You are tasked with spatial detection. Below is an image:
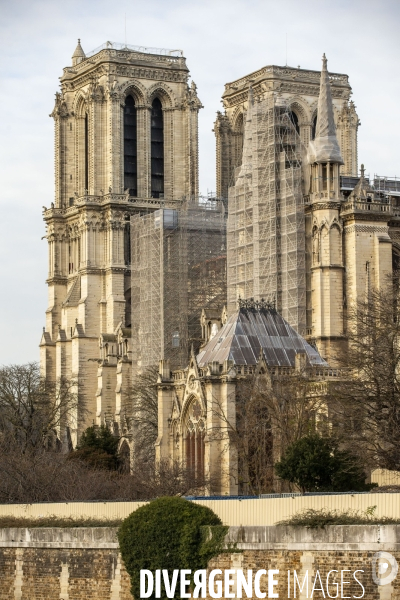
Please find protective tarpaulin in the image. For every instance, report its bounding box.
[308,136,343,165]
[308,54,343,165]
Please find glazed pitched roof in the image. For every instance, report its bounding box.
[197,307,327,367]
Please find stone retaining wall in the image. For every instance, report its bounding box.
[0,526,399,599]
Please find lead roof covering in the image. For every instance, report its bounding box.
[197,308,327,367]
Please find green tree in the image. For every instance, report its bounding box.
[275,433,369,493]
[118,497,224,600]
[70,425,120,470]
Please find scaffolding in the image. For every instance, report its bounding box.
[227,92,306,335]
[373,175,400,198]
[131,198,227,372]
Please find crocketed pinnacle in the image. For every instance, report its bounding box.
[349,164,376,201]
[308,54,343,164]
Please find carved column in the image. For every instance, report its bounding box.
[107,89,123,193]
[89,82,105,195]
[50,93,69,208]
[214,111,232,199]
[136,105,151,197]
[188,105,200,197]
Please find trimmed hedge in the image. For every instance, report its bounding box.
[118,497,226,599]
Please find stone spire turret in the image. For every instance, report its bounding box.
[309,54,343,165]
[72,39,86,66]
[307,55,346,365]
[349,164,376,201]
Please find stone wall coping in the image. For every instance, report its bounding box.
[227,525,400,552]
[1,525,400,550]
[0,527,119,549]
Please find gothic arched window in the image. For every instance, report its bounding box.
[185,399,205,478]
[119,440,131,473]
[288,111,300,134]
[330,225,341,265]
[124,95,137,197]
[151,98,164,198]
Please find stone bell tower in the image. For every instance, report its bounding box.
[40,40,202,444]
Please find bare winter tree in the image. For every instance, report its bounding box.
[130,458,213,499]
[0,365,213,502]
[330,285,400,471]
[123,365,159,465]
[124,365,213,495]
[0,441,211,503]
[0,362,82,452]
[209,366,325,495]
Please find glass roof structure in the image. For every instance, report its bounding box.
[197,307,327,367]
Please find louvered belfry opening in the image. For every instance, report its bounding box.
[124,95,137,197]
[151,97,164,198]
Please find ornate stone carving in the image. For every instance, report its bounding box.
[88,79,105,103]
[238,297,276,311]
[343,224,389,234]
[50,92,69,119]
[114,65,187,83]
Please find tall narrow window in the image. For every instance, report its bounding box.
[311,113,318,140]
[184,400,205,479]
[288,111,300,134]
[322,164,327,190]
[124,95,137,196]
[84,114,89,192]
[151,98,164,198]
[124,218,131,265]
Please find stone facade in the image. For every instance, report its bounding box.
[1,526,399,599]
[214,63,359,199]
[157,305,330,495]
[40,41,202,444]
[39,45,400,484]
[221,54,400,364]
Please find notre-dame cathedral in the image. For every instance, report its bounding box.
[40,41,400,493]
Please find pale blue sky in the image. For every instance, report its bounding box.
[0,0,399,364]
